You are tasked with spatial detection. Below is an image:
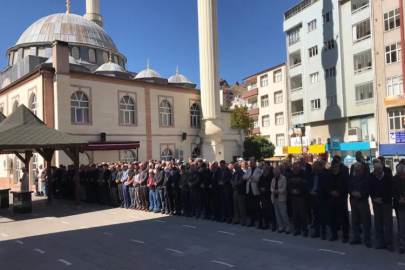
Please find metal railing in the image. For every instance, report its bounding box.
[291,111,304,117]
[284,0,319,21]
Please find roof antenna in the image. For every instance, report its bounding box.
[176,65,179,75]
[147,59,150,70]
[66,0,71,14]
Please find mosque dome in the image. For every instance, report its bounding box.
[95,62,126,73]
[168,66,192,84]
[135,60,162,79]
[15,13,118,52]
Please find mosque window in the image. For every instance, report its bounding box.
[24,48,30,58]
[102,52,108,63]
[72,47,80,60]
[38,47,45,57]
[190,103,201,128]
[161,149,173,162]
[114,55,118,64]
[159,100,173,126]
[119,96,136,125]
[88,49,96,63]
[30,94,37,115]
[13,52,18,65]
[121,150,137,163]
[70,91,90,123]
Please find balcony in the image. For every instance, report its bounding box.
[248,107,259,116]
[242,88,258,99]
[289,50,302,69]
[352,0,369,14]
[384,94,405,108]
[284,0,319,21]
[252,127,260,135]
[290,74,303,92]
[291,99,304,124]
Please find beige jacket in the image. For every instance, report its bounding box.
[270,175,287,203]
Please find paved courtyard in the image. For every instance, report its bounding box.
[0,196,405,270]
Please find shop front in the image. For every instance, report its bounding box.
[379,143,405,173]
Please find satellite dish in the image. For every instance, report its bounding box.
[195,137,201,145]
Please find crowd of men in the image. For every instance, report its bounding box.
[42,151,405,254]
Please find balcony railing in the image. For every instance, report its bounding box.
[284,0,319,21]
[352,2,369,14]
[291,111,304,117]
[242,88,258,99]
[290,61,302,69]
[252,127,260,135]
[354,65,372,74]
[248,108,260,116]
[291,87,303,93]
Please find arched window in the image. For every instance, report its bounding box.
[102,52,109,63]
[72,47,80,60]
[121,150,137,163]
[192,147,201,159]
[88,49,96,63]
[38,47,45,57]
[161,149,173,162]
[159,100,172,126]
[190,103,201,128]
[70,91,90,123]
[30,94,37,115]
[79,152,91,165]
[12,101,18,112]
[119,96,136,125]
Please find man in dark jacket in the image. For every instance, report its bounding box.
[200,163,213,220]
[307,161,328,239]
[210,162,222,222]
[349,162,372,248]
[231,162,246,225]
[139,163,149,211]
[393,165,405,254]
[350,151,370,177]
[328,160,349,243]
[154,165,165,214]
[164,167,174,215]
[219,160,233,224]
[289,162,308,237]
[369,163,394,252]
[189,164,202,218]
[101,164,112,205]
[180,165,191,217]
[109,165,118,207]
[258,163,276,230]
[171,167,182,216]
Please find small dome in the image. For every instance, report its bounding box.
[168,67,192,84]
[95,62,126,72]
[46,56,80,65]
[134,60,162,79]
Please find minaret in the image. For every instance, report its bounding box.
[84,0,103,27]
[197,0,224,161]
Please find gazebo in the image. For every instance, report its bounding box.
[0,105,88,208]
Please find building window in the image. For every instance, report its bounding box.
[288,28,300,45]
[262,115,270,127]
[260,75,268,87]
[308,19,317,32]
[323,11,332,24]
[387,76,403,97]
[274,69,282,83]
[250,100,258,109]
[70,91,90,123]
[88,49,96,63]
[389,109,405,131]
[32,155,37,173]
[386,42,402,64]
[310,72,319,84]
[354,49,372,73]
[253,120,259,128]
[12,101,18,112]
[274,91,283,104]
[276,134,285,147]
[275,112,284,125]
[192,148,201,159]
[355,81,374,102]
[38,47,45,57]
[261,95,269,107]
[119,96,136,125]
[102,52,108,63]
[384,8,400,31]
[122,150,137,163]
[161,149,173,162]
[309,46,318,58]
[311,99,320,110]
[190,103,201,128]
[325,67,336,79]
[30,94,37,115]
[159,100,173,126]
[72,47,80,60]
[353,19,371,43]
[323,39,335,51]
[326,95,337,107]
[247,81,257,90]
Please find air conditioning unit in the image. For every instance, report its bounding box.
[348,128,362,142]
[176,149,184,160]
[317,137,322,145]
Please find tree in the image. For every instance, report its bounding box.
[243,136,275,161]
[230,106,253,136]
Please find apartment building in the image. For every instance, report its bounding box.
[374,0,404,167]
[241,63,290,156]
[283,0,377,158]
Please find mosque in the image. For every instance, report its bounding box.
[0,0,243,189]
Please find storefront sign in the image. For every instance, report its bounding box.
[282,146,288,154]
[330,137,341,150]
[396,132,405,143]
[389,132,396,144]
[290,136,309,147]
[286,145,326,154]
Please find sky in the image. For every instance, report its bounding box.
[0,0,300,88]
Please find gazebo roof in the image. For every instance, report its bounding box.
[0,112,5,123]
[0,105,88,150]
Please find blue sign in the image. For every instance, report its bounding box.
[330,137,341,150]
[396,132,405,143]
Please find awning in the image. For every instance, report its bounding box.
[326,141,371,151]
[83,141,140,151]
[264,156,288,162]
[379,144,405,155]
